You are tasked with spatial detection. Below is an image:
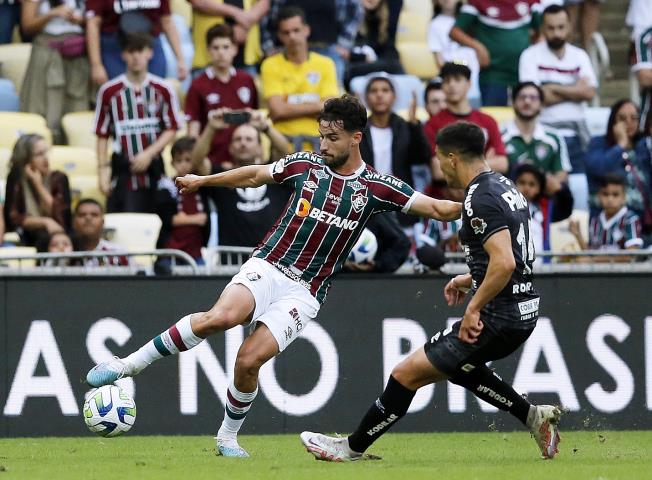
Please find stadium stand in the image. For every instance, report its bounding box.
[549,209,590,255]
[48,146,97,177]
[0,112,52,148]
[61,111,96,150]
[68,175,105,208]
[0,43,31,95]
[0,246,37,267]
[103,213,162,253]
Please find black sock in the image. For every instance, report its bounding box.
[449,365,531,425]
[348,375,416,453]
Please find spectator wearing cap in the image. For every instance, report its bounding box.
[425,61,508,185]
[359,76,431,193]
[93,32,184,214]
[260,6,338,153]
[450,0,540,106]
[502,82,570,196]
[261,0,362,86]
[185,24,258,168]
[85,0,187,85]
[424,79,447,119]
[519,4,596,212]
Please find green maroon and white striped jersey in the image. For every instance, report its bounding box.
[634,26,652,132]
[254,152,418,303]
[589,207,643,250]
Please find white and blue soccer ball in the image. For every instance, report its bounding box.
[348,228,378,264]
[83,385,136,437]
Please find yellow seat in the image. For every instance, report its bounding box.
[396,11,429,44]
[402,0,433,17]
[61,111,96,149]
[479,107,515,128]
[0,43,32,95]
[68,174,105,208]
[0,246,37,268]
[549,210,589,257]
[397,107,430,123]
[0,146,11,180]
[397,42,439,80]
[0,112,52,149]
[104,213,162,266]
[49,146,97,177]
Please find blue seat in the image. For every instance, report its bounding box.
[0,78,19,111]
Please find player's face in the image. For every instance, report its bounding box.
[319,120,356,169]
[514,86,542,120]
[48,232,73,253]
[516,172,542,202]
[277,16,310,50]
[437,148,463,188]
[229,124,261,165]
[29,139,50,175]
[172,151,195,177]
[73,204,104,238]
[425,88,447,117]
[208,37,237,69]
[598,184,626,216]
[542,11,570,50]
[442,75,470,105]
[122,47,153,75]
[366,80,395,115]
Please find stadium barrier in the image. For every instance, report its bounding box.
[1,273,651,437]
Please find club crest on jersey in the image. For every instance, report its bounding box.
[207,93,220,104]
[351,192,368,212]
[237,86,251,104]
[306,71,321,84]
[471,217,487,235]
[314,169,329,180]
[535,145,548,160]
[303,180,319,192]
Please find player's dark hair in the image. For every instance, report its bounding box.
[171,136,196,159]
[365,76,395,96]
[119,31,153,52]
[318,94,368,133]
[277,5,307,27]
[436,121,485,161]
[512,81,545,104]
[424,78,443,104]
[600,173,626,190]
[606,99,641,147]
[75,198,104,215]
[440,61,471,81]
[514,163,546,201]
[206,23,235,46]
[542,4,569,21]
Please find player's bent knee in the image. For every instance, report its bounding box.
[194,308,242,335]
[234,349,267,378]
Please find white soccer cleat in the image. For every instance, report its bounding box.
[86,357,134,388]
[300,431,362,462]
[216,437,250,458]
[530,405,562,459]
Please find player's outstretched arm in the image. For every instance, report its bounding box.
[407,193,462,221]
[175,164,274,194]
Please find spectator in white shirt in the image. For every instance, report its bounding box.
[626,0,652,41]
[518,3,597,212]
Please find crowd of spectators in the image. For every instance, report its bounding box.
[1,0,652,273]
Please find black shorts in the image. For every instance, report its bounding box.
[424,316,536,377]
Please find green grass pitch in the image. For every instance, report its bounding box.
[1,431,651,480]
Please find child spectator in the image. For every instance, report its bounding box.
[155,137,209,274]
[37,231,74,266]
[424,79,447,119]
[570,174,644,254]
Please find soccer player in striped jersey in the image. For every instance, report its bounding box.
[86,94,461,457]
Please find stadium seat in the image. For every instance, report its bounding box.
[402,0,433,17]
[0,78,19,112]
[62,111,96,149]
[104,213,162,253]
[350,73,425,110]
[396,107,430,123]
[0,43,32,95]
[68,174,105,208]
[0,112,52,148]
[585,106,610,137]
[397,43,439,80]
[0,246,37,268]
[479,107,515,128]
[0,146,10,180]
[49,146,97,176]
[549,209,589,256]
[396,11,430,44]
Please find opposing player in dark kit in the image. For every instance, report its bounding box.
[301,121,562,461]
[86,95,461,457]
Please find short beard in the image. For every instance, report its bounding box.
[546,38,565,51]
[515,110,539,122]
[323,152,349,169]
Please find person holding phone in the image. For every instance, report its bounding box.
[185,23,258,168]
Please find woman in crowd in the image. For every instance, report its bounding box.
[585,99,652,235]
[3,134,71,246]
[19,0,91,143]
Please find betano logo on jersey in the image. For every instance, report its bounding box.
[295,199,359,230]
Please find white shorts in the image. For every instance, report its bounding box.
[226,257,320,352]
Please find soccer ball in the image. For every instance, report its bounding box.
[348,228,378,264]
[83,385,136,437]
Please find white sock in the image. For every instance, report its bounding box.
[125,315,203,373]
[217,382,258,439]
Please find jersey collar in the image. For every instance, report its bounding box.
[599,206,628,230]
[206,66,236,81]
[326,162,367,180]
[503,121,548,143]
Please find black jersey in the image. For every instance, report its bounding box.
[459,171,539,325]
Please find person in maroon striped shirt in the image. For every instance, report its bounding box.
[93,32,184,213]
[86,94,461,457]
